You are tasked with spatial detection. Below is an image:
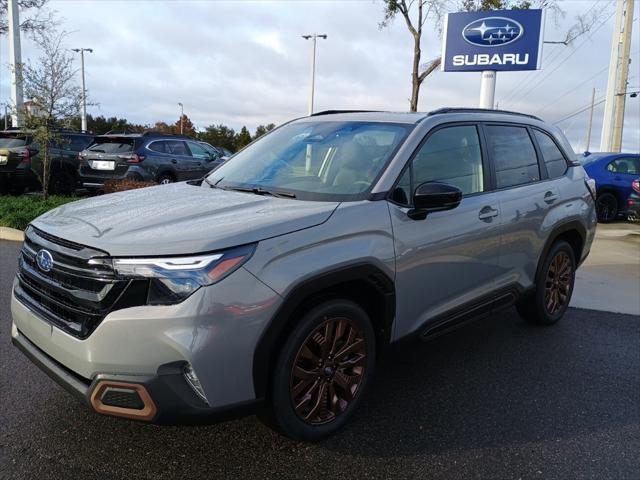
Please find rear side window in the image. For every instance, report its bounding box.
[165,140,190,156]
[70,135,92,152]
[148,141,167,153]
[607,157,640,175]
[485,125,540,188]
[88,137,135,154]
[533,130,568,179]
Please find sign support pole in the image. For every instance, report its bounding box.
[479,70,496,109]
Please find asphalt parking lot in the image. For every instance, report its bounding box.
[1,236,639,480]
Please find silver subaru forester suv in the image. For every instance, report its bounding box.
[11,109,597,441]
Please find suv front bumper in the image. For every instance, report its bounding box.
[10,267,281,423]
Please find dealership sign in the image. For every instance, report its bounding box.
[442,9,544,72]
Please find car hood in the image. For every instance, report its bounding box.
[31,182,339,256]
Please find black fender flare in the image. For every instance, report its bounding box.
[252,263,395,399]
[535,220,587,281]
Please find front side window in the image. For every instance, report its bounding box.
[208,121,412,201]
[392,125,484,205]
[607,157,639,175]
[534,130,568,179]
[187,141,210,159]
[486,125,539,188]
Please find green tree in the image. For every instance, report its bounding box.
[19,29,82,199]
[254,123,276,139]
[198,124,237,151]
[235,126,252,150]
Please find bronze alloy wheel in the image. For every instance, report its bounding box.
[290,316,367,425]
[544,251,572,315]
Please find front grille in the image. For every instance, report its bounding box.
[16,226,147,339]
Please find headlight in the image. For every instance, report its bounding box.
[110,244,255,305]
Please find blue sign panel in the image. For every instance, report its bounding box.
[442,9,544,72]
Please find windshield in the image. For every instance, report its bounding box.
[208,121,411,201]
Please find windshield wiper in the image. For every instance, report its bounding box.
[224,185,296,199]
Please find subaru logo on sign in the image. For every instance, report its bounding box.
[462,17,524,47]
[36,249,54,272]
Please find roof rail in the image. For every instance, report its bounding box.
[428,108,542,121]
[141,131,191,139]
[310,110,381,117]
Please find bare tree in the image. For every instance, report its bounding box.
[380,0,449,112]
[0,0,53,36]
[18,29,83,198]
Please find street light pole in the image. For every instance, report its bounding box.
[72,48,93,132]
[302,34,327,115]
[178,102,184,134]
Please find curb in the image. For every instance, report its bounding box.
[0,227,25,242]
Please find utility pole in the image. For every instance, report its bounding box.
[178,102,184,134]
[601,0,634,152]
[8,0,24,127]
[584,88,596,152]
[302,34,327,115]
[72,48,93,132]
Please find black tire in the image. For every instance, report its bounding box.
[263,299,376,441]
[595,192,618,223]
[516,240,576,325]
[49,170,76,196]
[157,173,175,185]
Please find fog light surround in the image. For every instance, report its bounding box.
[183,364,210,405]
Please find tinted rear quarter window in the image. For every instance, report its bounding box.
[148,141,167,153]
[486,125,540,188]
[88,137,135,154]
[607,157,640,175]
[533,130,568,179]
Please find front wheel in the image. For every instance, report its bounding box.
[516,241,576,325]
[264,300,376,441]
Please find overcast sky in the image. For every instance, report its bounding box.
[1,0,639,152]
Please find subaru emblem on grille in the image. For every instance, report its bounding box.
[36,249,54,272]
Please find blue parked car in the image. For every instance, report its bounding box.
[580,152,640,222]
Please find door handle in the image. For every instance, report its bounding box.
[171,159,177,164]
[544,191,559,204]
[478,206,499,221]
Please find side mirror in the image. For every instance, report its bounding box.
[408,182,462,220]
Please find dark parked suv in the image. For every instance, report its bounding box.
[78,132,224,190]
[0,130,93,195]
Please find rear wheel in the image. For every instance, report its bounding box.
[264,299,375,441]
[516,241,576,325]
[595,193,618,223]
[157,173,174,185]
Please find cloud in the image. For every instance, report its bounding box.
[0,0,638,152]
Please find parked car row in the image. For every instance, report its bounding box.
[0,129,231,195]
[580,152,640,223]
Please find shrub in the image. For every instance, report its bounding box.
[0,195,79,230]
[103,179,157,194]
